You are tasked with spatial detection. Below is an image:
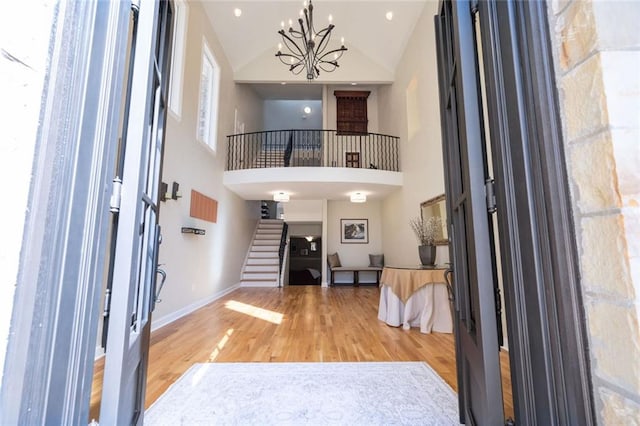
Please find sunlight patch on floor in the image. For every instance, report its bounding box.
[224,300,283,324]
[208,328,234,362]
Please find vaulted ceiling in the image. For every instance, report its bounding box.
[206,1,430,201]
[202,1,430,85]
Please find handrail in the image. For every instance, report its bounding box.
[226,129,400,172]
[278,222,288,288]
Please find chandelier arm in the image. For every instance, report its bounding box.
[279,30,307,59]
[282,27,305,42]
[276,52,302,66]
[315,25,333,38]
[288,31,306,40]
[317,59,338,70]
[313,29,333,58]
[297,17,310,50]
[317,46,347,63]
[303,9,313,40]
[307,1,316,35]
[290,62,304,74]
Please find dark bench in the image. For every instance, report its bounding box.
[328,266,382,286]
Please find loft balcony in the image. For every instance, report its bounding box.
[226,129,399,171]
[223,129,403,201]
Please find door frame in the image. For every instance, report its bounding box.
[435,0,506,423]
[0,1,132,424]
[442,0,595,423]
[99,0,173,423]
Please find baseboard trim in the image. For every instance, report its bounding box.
[94,283,241,360]
[151,283,241,332]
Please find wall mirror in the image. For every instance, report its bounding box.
[420,194,448,245]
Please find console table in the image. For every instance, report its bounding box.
[377,266,453,334]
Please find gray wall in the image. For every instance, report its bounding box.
[264,100,322,130]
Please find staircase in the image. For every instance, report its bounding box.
[252,150,284,168]
[240,219,284,287]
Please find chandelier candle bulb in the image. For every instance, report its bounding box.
[329,14,333,23]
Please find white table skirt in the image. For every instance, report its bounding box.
[378,283,453,333]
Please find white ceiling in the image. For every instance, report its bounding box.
[202,1,429,82]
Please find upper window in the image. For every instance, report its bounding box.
[196,39,220,152]
[168,0,188,118]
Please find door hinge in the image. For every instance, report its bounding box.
[109,177,122,213]
[103,288,112,319]
[470,0,479,14]
[485,179,497,213]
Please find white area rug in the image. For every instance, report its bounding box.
[145,362,459,425]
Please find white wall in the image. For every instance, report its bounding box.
[327,200,383,283]
[288,223,322,237]
[0,0,54,389]
[282,200,324,222]
[378,2,448,267]
[152,2,261,326]
[264,100,322,130]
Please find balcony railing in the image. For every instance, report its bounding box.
[226,129,400,172]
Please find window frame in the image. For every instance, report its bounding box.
[168,0,187,119]
[196,37,220,153]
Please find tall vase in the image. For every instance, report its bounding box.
[418,245,436,266]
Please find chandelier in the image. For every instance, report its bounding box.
[276,0,347,81]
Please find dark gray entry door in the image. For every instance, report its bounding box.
[100,1,173,424]
[435,1,504,424]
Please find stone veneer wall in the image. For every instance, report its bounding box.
[548,0,640,422]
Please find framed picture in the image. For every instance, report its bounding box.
[420,194,448,245]
[341,219,369,244]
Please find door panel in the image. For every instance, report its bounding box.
[435,1,503,424]
[99,1,172,424]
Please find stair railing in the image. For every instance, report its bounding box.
[278,222,288,288]
[226,129,400,172]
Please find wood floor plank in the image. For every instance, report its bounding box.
[90,286,513,420]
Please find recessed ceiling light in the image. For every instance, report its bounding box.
[303,106,312,114]
[350,192,366,203]
[351,82,358,86]
[273,192,290,202]
[281,82,287,85]
[385,11,393,21]
[234,8,242,17]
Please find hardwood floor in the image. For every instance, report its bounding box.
[90,285,513,420]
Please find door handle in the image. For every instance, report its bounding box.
[444,266,455,303]
[155,267,167,304]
